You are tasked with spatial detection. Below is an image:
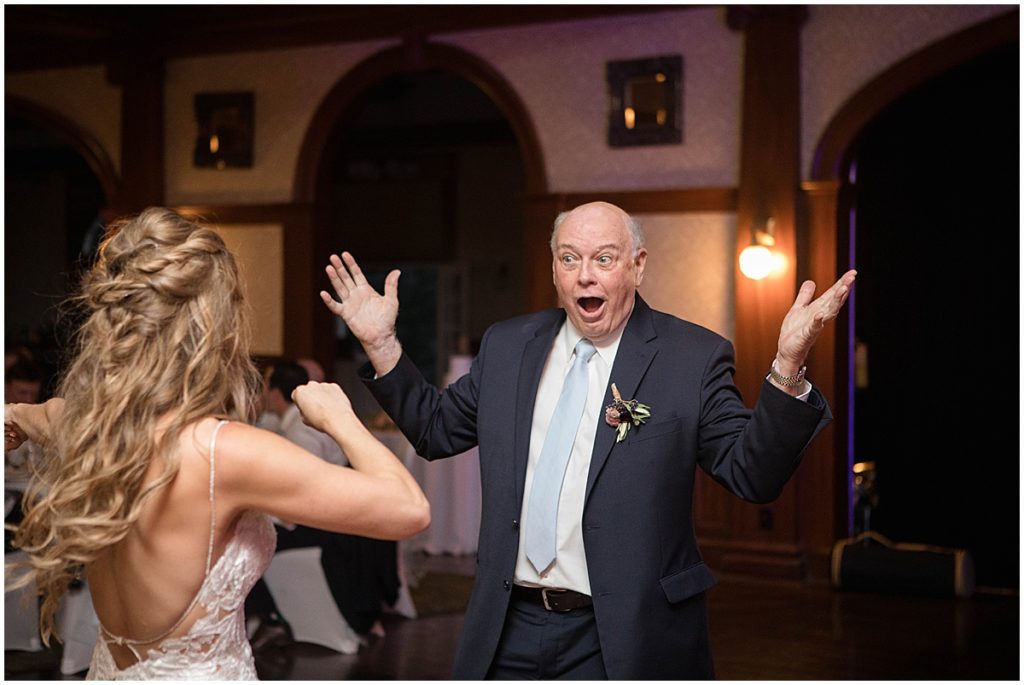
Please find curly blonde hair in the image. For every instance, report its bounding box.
[8,207,262,644]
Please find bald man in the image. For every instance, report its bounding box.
[321,201,856,679]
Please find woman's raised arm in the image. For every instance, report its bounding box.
[215,383,430,541]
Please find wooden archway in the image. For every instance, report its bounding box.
[295,40,546,203]
[292,39,549,370]
[6,95,120,207]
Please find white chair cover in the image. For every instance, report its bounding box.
[262,546,362,654]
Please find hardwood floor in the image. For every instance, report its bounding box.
[5,553,1018,680]
[256,567,1019,680]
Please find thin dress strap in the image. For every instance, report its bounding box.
[99,419,229,661]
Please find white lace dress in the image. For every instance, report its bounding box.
[86,421,277,680]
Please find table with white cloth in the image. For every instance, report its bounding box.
[371,354,483,557]
[373,430,481,557]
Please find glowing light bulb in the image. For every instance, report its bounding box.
[739,244,775,280]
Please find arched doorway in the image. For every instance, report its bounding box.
[292,44,548,417]
[294,42,547,417]
[848,42,1017,589]
[5,98,116,395]
[806,12,1018,588]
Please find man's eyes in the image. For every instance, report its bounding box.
[559,254,615,266]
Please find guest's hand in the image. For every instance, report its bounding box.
[5,405,28,452]
[292,381,354,433]
[776,269,857,372]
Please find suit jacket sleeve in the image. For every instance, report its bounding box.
[696,337,832,503]
[358,331,491,460]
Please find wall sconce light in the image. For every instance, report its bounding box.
[738,217,783,280]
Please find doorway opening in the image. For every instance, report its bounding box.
[5,113,107,396]
[847,42,1017,589]
[321,68,527,418]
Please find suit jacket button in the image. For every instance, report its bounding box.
[512,519,519,530]
[503,580,511,591]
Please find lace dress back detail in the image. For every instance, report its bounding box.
[87,420,277,680]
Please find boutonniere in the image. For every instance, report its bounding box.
[604,383,651,443]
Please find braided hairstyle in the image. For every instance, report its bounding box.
[9,207,262,643]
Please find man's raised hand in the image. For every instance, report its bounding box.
[320,251,404,375]
[776,269,857,371]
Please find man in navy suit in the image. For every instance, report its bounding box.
[320,201,856,679]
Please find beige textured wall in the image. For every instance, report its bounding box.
[440,7,742,192]
[211,223,284,357]
[5,65,122,174]
[164,40,398,206]
[800,4,1012,177]
[636,212,736,340]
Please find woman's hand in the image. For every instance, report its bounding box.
[292,382,354,434]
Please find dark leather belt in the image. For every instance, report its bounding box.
[512,585,593,612]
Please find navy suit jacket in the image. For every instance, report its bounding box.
[362,295,831,679]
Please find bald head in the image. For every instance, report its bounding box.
[551,202,644,258]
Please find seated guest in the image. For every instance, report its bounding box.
[246,359,400,648]
[254,358,283,435]
[265,360,346,466]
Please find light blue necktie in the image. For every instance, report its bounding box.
[525,338,597,574]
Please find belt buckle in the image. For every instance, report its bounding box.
[541,588,566,612]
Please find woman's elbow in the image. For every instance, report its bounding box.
[394,501,431,539]
[410,501,431,536]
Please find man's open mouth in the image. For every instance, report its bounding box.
[578,297,604,314]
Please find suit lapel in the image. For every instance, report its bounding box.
[513,311,564,509]
[584,295,658,503]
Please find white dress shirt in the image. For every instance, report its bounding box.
[513,320,624,595]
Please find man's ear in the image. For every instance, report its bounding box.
[634,248,648,286]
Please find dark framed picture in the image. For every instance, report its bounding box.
[194,92,254,169]
[607,55,683,147]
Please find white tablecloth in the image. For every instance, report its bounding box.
[373,430,481,556]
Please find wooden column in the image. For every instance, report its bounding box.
[521,194,561,313]
[728,5,806,400]
[107,49,165,212]
[698,6,809,579]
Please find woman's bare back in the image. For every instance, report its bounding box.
[85,418,276,679]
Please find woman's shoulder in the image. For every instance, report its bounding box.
[178,418,298,506]
[178,417,283,466]
[189,417,283,453]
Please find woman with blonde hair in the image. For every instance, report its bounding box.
[4,207,430,679]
